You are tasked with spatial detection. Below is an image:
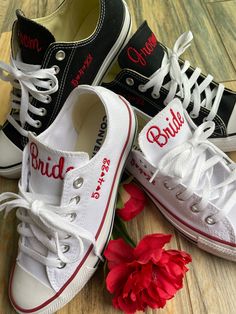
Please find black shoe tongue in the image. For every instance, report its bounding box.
[16,9,55,64]
[118,21,166,77]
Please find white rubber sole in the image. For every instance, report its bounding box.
[146,191,236,262]
[11,105,137,314]
[0,164,22,179]
[210,135,236,153]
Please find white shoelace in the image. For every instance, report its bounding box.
[0,56,58,137]
[150,121,236,223]
[0,184,99,268]
[143,32,224,122]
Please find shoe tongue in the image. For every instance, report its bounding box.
[118,21,166,77]
[28,134,89,198]
[16,9,55,64]
[139,99,192,166]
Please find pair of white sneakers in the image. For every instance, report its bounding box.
[1,84,236,314]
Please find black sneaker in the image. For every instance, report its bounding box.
[0,0,131,178]
[103,21,236,152]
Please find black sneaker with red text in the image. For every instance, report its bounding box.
[103,21,236,153]
[0,0,131,178]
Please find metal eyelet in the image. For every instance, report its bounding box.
[126,77,134,86]
[62,244,70,253]
[73,177,84,189]
[39,107,47,116]
[57,260,66,269]
[191,204,200,213]
[151,92,160,99]
[35,120,42,128]
[56,50,66,61]
[176,192,184,201]
[49,80,55,88]
[205,216,216,225]
[69,213,77,222]
[70,195,81,205]
[52,65,60,75]
[64,234,71,240]
[190,112,198,119]
[163,181,174,190]
[138,84,147,92]
[203,117,208,122]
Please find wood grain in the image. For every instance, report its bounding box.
[0,1,236,314]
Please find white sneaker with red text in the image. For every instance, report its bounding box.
[126,99,236,261]
[0,85,136,313]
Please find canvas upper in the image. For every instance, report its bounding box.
[0,85,136,313]
[0,0,132,178]
[103,21,236,152]
[126,98,236,262]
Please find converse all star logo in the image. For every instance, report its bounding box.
[127,33,157,67]
[92,115,107,157]
[71,53,93,87]
[19,32,42,52]
[146,109,185,147]
[30,142,74,180]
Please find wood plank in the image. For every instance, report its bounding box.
[126,0,236,81]
[207,1,236,72]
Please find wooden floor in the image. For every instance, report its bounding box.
[0,0,236,313]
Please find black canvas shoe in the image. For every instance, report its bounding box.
[103,21,236,152]
[0,0,131,178]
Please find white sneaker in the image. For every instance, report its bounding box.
[0,85,136,313]
[126,100,236,261]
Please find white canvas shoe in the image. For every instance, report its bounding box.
[126,100,236,261]
[0,85,136,313]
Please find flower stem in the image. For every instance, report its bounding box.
[112,216,136,247]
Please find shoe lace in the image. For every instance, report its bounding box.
[150,121,236,222]
[0,184,100,268]
[143,32,225,122]
[0,56,58,137]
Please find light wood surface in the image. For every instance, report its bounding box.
[0,1,236,313]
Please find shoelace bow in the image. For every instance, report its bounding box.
[150,121,236,222]
[0,185,100,268]
[144,31,225,122]
[0,56,58,137]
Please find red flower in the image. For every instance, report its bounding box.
[104,234,191,314]
[116,183,146,221]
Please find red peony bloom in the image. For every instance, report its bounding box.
[116,183,146,221]
[104,234,191,314]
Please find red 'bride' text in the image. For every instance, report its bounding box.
[30,143,74,180]
[146,109,185,147]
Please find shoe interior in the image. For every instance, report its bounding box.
[35,0,100,42]
[133,109,149,152]
[43,92,108,159]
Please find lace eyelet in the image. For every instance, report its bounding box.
[62,244,70,253]
[191,204,200,213]
[49,80,55,88]
[39,107,47,116]
[138,84,147,93]
[176,192,184,201]
[45,95,52,104]
[205,216,216,225]
[151,92,160,99]
[69,213,77,222]
[203,117,208,122]
[190,112,198,119]
[126,78,134,86]
[163,181,174,190]
[35,120,42,128]
[70,195,80,205]
[64,234,71,240]
[52,65,60,75]
[73,177,84,189]
[57,260,66,269]
[56,50,66,61]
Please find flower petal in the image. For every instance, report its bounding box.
[123,183,146,201]
[104,238,134,270]
[134,234,172,264]
[106,264,133,294]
